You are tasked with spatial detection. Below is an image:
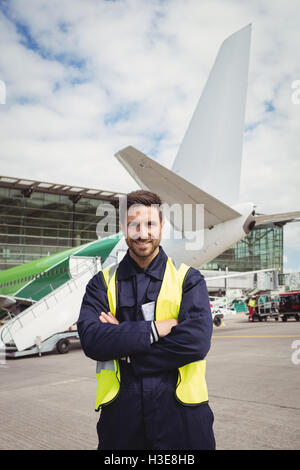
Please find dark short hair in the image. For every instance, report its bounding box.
[119,190,163,224]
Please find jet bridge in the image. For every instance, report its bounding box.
[203,269,279,293]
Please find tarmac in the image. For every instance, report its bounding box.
[0,313,300,450]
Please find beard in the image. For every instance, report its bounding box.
[126,236,161,259]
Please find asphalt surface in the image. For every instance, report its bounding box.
[0,314,299,450]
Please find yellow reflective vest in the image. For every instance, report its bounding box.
[95,257,209,411]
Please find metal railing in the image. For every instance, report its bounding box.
[0,257,101,346]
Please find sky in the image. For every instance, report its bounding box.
[0,0,299,272]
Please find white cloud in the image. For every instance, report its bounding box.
[0,0,299,268]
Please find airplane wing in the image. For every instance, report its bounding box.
[115,146,241,230]
[254,211,300,227]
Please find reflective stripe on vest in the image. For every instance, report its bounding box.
[95,257,209,411]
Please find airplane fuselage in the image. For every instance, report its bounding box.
[0,202,256,301]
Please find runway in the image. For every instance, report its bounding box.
[0,314,299,450]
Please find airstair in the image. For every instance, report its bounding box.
[0,256,101,354]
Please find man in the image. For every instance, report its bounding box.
[248,296,256,322]
[77,190,215,450]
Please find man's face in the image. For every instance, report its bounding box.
[120,204,164,259]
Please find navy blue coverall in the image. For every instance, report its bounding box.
[77,246,215,450]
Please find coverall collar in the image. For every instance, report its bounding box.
[118,245,168,281]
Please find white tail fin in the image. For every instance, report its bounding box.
[172,25,251,206]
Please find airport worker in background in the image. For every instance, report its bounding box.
[248,297,256,321]
[77,189,215,450]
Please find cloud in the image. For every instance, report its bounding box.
[0,0,299,270]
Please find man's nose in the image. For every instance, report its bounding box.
[138,223,149,238]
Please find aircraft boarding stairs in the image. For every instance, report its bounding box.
[0,256,102,356]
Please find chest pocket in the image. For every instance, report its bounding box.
[118,293,135,307]
[146,286,158,302]
[117,289,136,321]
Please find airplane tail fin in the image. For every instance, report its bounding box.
[172,25,251,206]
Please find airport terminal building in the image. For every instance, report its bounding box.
[201,223,283,273]
[0,176,124,271]
[0,175,283,274]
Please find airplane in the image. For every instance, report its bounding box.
[0,233,123,316]
[0,24,300,353]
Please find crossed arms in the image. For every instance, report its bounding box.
[77,269,213,375]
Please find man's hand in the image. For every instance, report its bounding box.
[155,319,178,338]
[99,312,126,359]
[99,312,119,325]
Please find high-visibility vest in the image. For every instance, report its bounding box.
[95,257,209,411]
[248,298,255,307]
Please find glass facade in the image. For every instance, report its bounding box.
[0,186,120,270]
[201,225,283,273]
[0,179,284,274]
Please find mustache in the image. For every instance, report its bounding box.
[129,236,159,241]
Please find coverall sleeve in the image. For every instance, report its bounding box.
[77,272,152,362]
[129,269,213,376]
